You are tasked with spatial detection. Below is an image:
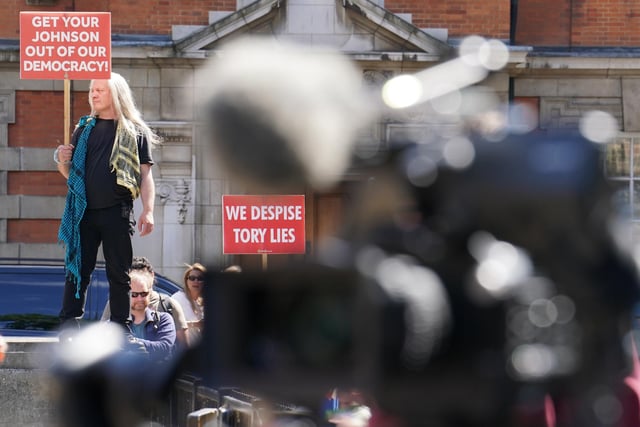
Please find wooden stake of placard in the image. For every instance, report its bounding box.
[63,75,70,145]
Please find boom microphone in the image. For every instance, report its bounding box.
[196,37,374,192]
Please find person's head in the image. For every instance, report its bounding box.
[183,263,207,301]
[89,72,134,120]
[130,256,155,279]
[89,78,114,118]
[130,269,153,312]
[88,72,161,145]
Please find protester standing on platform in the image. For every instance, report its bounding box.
[172,263,207,344]
[55,72,160,332]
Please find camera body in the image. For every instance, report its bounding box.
[199,131,640,426]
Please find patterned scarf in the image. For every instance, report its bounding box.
[110,121,141,199]
[58,115,96,298]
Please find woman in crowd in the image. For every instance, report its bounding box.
[172,263,206,344]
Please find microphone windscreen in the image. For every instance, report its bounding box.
[196,37,375,192]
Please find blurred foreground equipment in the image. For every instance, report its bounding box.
[197,37,374,193]
[49,323,180,427]
[201,130,640,427]
[48,35,640,427]
[354,130,640,427]
[47,131,640,427]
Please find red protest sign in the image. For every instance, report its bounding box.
[20,12,111,80]
[222,195,306,254]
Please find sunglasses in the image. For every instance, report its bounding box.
[188,275,205,282]
[131,291,149,298]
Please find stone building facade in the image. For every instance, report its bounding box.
[1,0,638,280]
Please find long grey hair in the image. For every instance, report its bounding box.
[89,71,161,145]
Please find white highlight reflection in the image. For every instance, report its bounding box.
[55,322,125,371]
[382,36,509,110]
[468,231,533,299]
[579,110,618,144]
[442,136,475,169]
[374,254,451,368]
[382,74,423,109]
[527,299,558,328]
[511,344,556,379]
[478,39,510,70]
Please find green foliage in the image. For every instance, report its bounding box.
[0,313,59,330]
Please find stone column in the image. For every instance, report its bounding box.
[140,122,196,282]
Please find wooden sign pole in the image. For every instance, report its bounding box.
[63,75,70,145]
[261,253,268,271]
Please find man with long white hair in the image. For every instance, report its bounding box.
[54,72,160,333]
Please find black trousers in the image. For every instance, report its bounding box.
[59,202,134,328]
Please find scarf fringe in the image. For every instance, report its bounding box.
[58,115,96,299]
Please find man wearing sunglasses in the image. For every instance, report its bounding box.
[128,269,176,362]
[102,256,190,347]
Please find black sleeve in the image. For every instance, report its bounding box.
[137,135,154,166]
[68,125,83,162]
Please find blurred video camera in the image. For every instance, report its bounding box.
[199,130,640,427]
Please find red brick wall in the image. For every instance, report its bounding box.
[385,0,511,39]
[515,0,571,45]
[7,219,59,243]
[0,0,70,38]
[571,0,640,46]
[1,0,235,38]
[4,0,511,39]
[7,0,640,45]
[9,91,63,148]
[98,0,218,35]
[7,89,85,244]
[7,171,67,196]
[516,0,640,46]
[8,90,89,148]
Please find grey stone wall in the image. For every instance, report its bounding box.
[0,369,55,427]
[514,77,627,131]
[622,78,640,132]
[0,339,57,427]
